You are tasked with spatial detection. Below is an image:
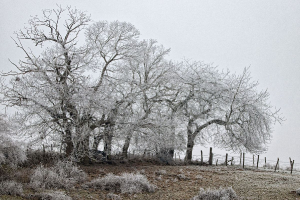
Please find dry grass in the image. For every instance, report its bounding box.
[2,163,300,199]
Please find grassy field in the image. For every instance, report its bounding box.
[1,162,300,200]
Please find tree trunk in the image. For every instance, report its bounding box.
[80,135,90,165]
[122,133,132,159]
[104,126,113,159]
[92,133,103,151]
[185,131,195,163]
[65,129,73,157]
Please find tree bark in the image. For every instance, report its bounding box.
[92,132,103,151]
[185,134,195,163]
[103,126,113,159]
[65,129,73,157]
[122,133,132,158]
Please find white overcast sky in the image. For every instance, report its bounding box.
[1,0,300,164]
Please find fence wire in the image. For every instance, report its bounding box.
[189,152,297,172]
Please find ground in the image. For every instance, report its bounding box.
[2,163,300,200]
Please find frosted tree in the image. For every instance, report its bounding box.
[171,62,282,162]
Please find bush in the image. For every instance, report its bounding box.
[191,187,238,200]
[85,172,156,194]
[107,193,122,200]
[155,169,167,175]
[23,149,64,167]
[30,160,87,190]
[0,136,27,168]
[29,190,72,200]
[0,180,23,196]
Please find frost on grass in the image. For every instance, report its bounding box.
[30,190,72,200]
[30,160,87,190]
[0,180,23,196]
[107,193,122,200]
[85,172,156,194]
[155,169,167,175]
[177,173,189,180]
[190,187,238,200]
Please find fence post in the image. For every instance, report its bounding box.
[253,155,255,166]
[243,153,245,169]
[216,159,218,166]
[275,158,279,172]
[265,157,266,167]
[290,157,295,174]
[209,147,213,165]
[240,153,242,166]
[225,153,228,166]
[201,150,203,165]
[231,157,234,166]
[257,155,259,168]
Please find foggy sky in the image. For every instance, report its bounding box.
[1,0,300,164]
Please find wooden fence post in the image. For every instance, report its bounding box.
[216,159,218,166]
[225,153,228,166]
[209,147,213,165]
[201,150,203,165]
[243,153,245,169]
[257,155,259,168]
[231,157,234,166]
[275,158,279,172]
[265,157,266,167]
[290,157,295,174]
[240,153,242,166]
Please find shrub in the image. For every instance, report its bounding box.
[155,169,167,175]
[177,173,189,180]
[23,149,64,167]
[296,188,300,195]
[107,193,122,200]
[191,187,238,200]
[29,190,72,200]
[0,180,23,196]
[85,172,156,194]
[0,136,27,168]
[30,160,87,190]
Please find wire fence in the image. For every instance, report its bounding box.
[189,149,298,173]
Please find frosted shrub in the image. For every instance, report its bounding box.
[177,173,189,180]
[30,161,87,190]
[190,187,238,200]
[107,193,122,200]
[31,190,72,200]
[85,172,156,194]
[0,137,27,167]
[155,169,167,175]
[0,180,23,196]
